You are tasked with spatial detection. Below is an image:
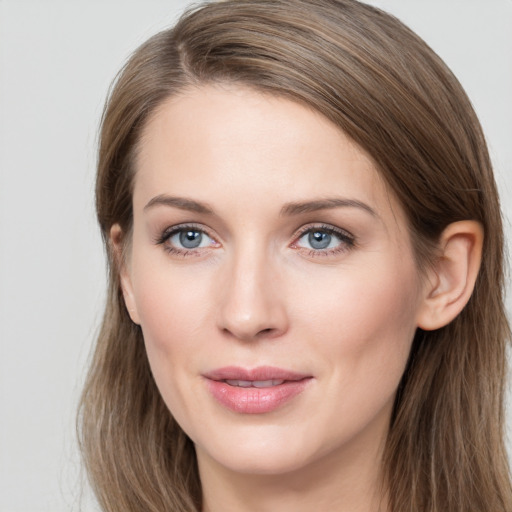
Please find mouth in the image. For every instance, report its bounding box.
[224,379,287,388]
[203,366,313,414]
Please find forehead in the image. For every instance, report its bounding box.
[133,84,400,224]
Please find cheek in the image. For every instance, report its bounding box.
[130,252,214,378]
[340,271,418,344]
[130,261,215,426]
[285,259,421,445]
[302,250,419,338]
[294,257,420,390]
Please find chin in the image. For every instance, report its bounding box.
[199,443,314,476]
[192,421,342,477]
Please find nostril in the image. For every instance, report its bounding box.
[254,327,282,340]
[221,326,279,341]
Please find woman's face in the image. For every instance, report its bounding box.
[121,85,428,477]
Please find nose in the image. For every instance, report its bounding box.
[216,249,289,341]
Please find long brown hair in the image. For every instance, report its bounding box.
[78,1,511,510]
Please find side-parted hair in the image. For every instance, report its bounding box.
[78,1,512,511]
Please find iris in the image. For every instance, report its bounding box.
[309,230,331,249]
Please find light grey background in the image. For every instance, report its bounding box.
[0,1,510,511]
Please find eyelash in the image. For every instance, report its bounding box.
[291,224,356,257]
[154,223,356,258]
[154,223,218,257]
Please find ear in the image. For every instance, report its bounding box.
[110,224,140,325]
[416,220,483,331]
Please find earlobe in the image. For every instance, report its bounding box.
[110,224,141,325]
[416,221,483,331]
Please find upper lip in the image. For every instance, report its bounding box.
[203,366,311,382]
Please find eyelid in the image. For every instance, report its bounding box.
[293,223,355,242]
[153,222,355,258]
[154,223,220,251]
[290,223,356,255]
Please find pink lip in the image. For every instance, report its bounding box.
[203,366,312,414]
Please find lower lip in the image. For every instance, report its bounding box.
[205,378,311,414]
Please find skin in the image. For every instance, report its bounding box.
[116,84,483,512]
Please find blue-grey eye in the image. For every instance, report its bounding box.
[168,229,213,249]
[296,227,350,251]
[180,230,202,248]
[308,230,332,249]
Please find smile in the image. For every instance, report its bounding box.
[203,366,312,414]
[225,379,285,388]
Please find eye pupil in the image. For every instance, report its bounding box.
[309,231,331,249]
[179,230,202,248]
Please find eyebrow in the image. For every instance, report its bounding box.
[143,194,377,218]
[280,198,377,217]
[144,195,214,214]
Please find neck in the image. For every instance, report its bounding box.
[198,424,389,512]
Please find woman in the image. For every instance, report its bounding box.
[78,0,511,510]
